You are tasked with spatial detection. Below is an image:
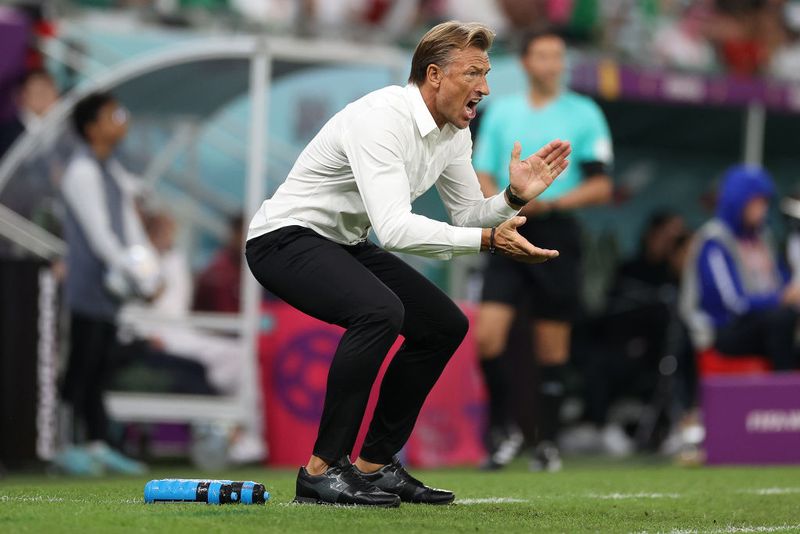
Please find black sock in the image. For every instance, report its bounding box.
[536,364,567,444]
[480,357,509,430]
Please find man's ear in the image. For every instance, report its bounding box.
[426,64,442,89]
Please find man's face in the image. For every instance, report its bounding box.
[88,101,129,144]
[20,75,58,117]
[432,46,490,130]
[742,196,769,229]
[521,36,565,93]
[649,216,686,261]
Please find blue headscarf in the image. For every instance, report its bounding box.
[716,164,775,237]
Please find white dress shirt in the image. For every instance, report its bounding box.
[248,84,519,260]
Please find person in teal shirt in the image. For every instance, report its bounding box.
[473,28,614,472]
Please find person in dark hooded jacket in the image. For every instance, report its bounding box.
[680,165,800,370]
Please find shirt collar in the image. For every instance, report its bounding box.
[406,84,439,138]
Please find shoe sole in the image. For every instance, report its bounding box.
[292,496,400,508]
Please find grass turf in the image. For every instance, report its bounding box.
[2,459,800,533]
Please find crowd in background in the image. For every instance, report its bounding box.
[48,0,800,81]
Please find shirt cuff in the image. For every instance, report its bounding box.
[450,226,483,255]
[489,190,521,220]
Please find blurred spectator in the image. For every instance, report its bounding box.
[193,214,243,313]
[769,32,800,81]
[304,0,420,41]
[599,0,663,62]
[442,0,508,38]
[615,211,687,289]
[768,0,800,81]
[707,0,785,76]
[132,211,243,393]
[0,68,70,247]
[229,0,299,30]
[0,69,58,159]
[566,212,689,457]
[665,230,698,414]
[495,0,546,33]
[56,92,155,476]
[123,210,264,463]
[652,1,717,71]
[680,164,800,370]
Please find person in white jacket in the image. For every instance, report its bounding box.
[57,92,156,476]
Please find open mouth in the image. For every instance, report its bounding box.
[465,97,481,120]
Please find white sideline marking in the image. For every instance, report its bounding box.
[276,497,530,507]
[0,495,140,505]
[634,523,800,534]
[742,487,800,496]
[712,526,800,533]
[0,495,65,503]
[588,492,680,500]
[456,497,529,505]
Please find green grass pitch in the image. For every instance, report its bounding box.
[2,459,800,533]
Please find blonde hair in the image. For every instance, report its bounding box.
[408,21,495,85]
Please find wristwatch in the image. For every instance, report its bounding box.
[505,185,527,208]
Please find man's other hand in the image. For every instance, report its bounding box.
[486,216,559,264]
[507,139,571,204]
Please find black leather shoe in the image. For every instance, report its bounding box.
[358,457,455,505]
[293,457,401,507]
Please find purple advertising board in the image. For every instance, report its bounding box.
[0,7,30,122]
[703,373,800,465]
[571,60,800,115]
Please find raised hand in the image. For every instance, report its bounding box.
[492,216,559,264]
[507,140,571,204]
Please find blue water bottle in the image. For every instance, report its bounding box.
[144,479,269,505]
[144,479,234,504]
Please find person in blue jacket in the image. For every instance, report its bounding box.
[681,164,800,370]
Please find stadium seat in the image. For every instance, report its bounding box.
[697,348,771,377]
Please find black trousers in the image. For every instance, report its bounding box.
[61,312,116,442]
[246,226,468,464]
[715,307,798,371]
